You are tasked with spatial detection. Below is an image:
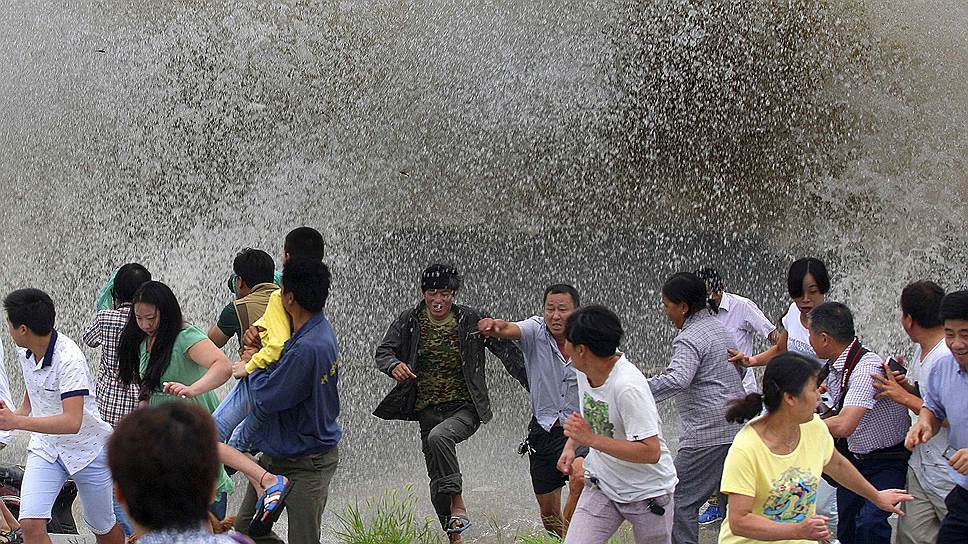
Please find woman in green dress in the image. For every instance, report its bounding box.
[117,281,290,533]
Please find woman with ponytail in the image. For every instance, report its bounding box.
[646,272,747,544]
[719,353,911,543]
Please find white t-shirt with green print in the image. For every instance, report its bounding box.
[578,353,678,503]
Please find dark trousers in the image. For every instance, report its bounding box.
[836,455,907,544]
[233,446,339,544]
[938,485,968,544]
[418,402,480,528]
[672,444,730,544]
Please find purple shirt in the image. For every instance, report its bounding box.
[825,339,909,454]
[923,353,968,490]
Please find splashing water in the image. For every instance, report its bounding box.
[1,0,965,540]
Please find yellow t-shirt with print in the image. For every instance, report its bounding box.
[719,414,835,544]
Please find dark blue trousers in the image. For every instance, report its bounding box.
[835,456,907,544]
[938,485,968,544]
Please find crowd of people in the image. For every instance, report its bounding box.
[0,227,964,544]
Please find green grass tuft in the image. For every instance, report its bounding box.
[333,485,442,544]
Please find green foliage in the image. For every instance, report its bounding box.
[333,486,442,544]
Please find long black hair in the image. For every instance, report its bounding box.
[662,272,716,317]
[117,281,185,400]
[725,352,822,423]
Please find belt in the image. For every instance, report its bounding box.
[852,442,910,461]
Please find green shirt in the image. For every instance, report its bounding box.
[139,324,233,496]
[415,310,470,412]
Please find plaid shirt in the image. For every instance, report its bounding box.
[825,339,910,454]
[648,311,745,448]
[82,305,140,426]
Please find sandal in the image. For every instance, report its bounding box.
[247,475,292,537]
[445,515,472,535]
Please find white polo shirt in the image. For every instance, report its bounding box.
[18,330,112,475]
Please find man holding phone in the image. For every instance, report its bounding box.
[906,290,968,544]
[874,281,953,544]
[808,302,911,544]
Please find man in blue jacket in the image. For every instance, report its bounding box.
[233,258,341,544]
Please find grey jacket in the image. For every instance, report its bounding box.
[373,302,528,423]
[648,310,745,448]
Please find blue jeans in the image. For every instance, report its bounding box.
[836,456,907,544]
[208,492,227,520]
[213,376,266,452]
[113,494,133,537]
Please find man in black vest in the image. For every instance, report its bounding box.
[374,264,527,543]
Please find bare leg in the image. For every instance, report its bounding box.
[20,518,52,544]
[217,443,284,496]
[93,524,123,544]
[0,501,16,532]
[563,457,585,526]
[535,489,565,537]
[448,495,467,544]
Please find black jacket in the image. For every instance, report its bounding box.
[373,302,528,423]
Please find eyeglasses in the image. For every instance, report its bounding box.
[942,447,957,461]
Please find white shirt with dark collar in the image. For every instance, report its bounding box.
[18,330,112,475]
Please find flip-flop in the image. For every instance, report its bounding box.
[0,529,20,544]
[445,515,472,535]
[247,475,293,537]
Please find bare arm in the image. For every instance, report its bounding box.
[729,334,787,368]
[562,413,661,464]
[478,318,522,340]
[589,434,661,464]
[823,406,866,438]
[823,449,910,514]
[207,324,231,349]
[0,396,84,434]
[726,493,830,541]
[163,339,232,398]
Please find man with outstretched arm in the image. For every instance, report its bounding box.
[478,283,585,536]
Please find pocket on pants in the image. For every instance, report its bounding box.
[577,484,614,517]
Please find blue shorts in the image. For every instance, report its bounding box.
[19,447,116,534]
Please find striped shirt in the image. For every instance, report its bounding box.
[825,339,910,454]
[83,305,140,426]
[648,311,745,448]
